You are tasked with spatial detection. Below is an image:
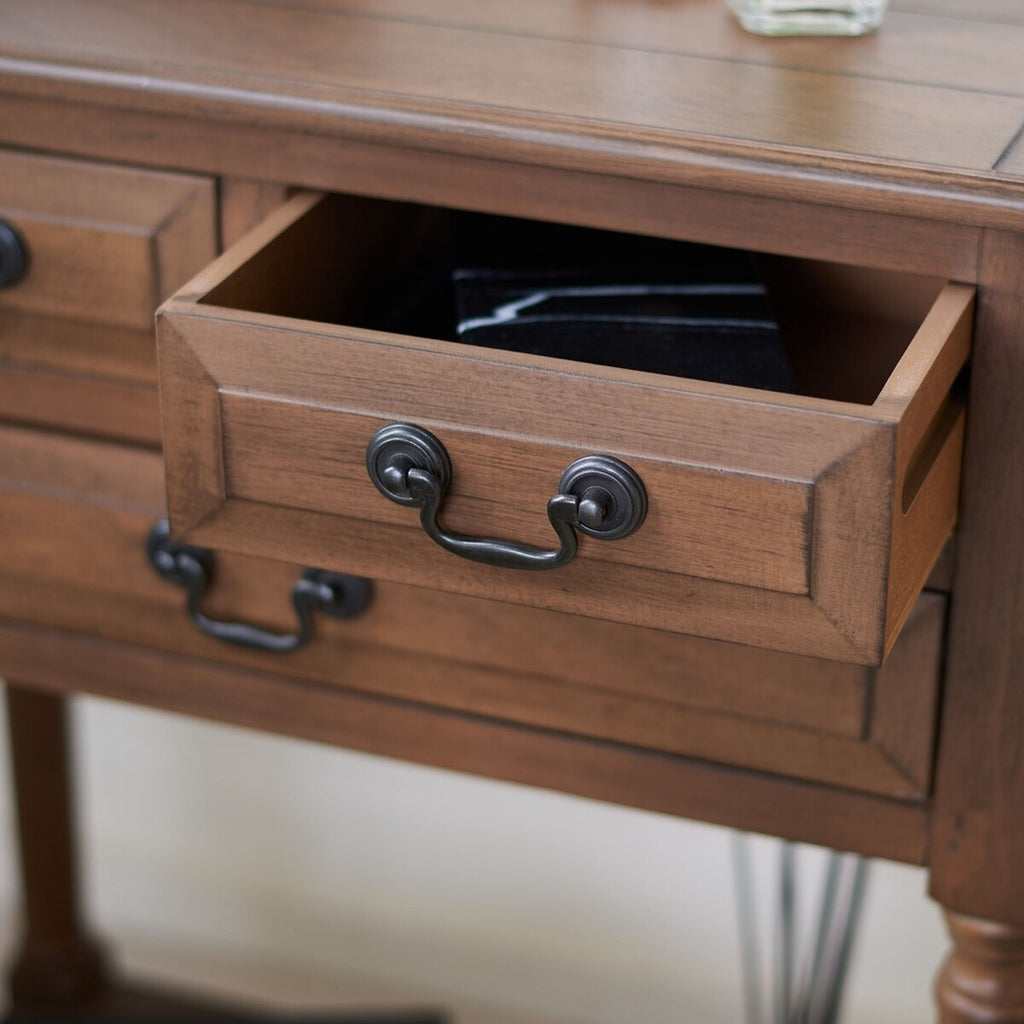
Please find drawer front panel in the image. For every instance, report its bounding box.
[158,193,971,663]
[0,425,943,798]
[0,150,216,442]
[218,390,816,596]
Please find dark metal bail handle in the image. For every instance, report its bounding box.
[147,520,373,652]
[365,423,647,571]
[0,219,28,290]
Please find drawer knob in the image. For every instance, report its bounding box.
[147,520,373,652]
[366,423,647,571]
[0,219,28,289]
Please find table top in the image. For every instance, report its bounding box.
[0,0,1022,223]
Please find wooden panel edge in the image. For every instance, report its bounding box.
[187,496,875,662]
[154,175,219,305]
[929,229,1024,923]
[155,315,226,533]
[811,425,895,663]
[0,622,929,863]
[880,287,971,651]
[163,190,324,305]
[869,592,947,795]
[0,93,990,273]
[0,366,161,447]
[219,179,291,249]
[0,63,1021,235]
[885,411,964,654]
[876,284,974,449]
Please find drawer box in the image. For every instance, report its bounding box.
[157,192,971,664]
[0,150,216,443]
[0,425,943,799]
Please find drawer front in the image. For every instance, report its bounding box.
[0,425,943,798]
[0,150,216,443]
[158,192,971,664]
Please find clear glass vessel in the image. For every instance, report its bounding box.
[727,0,888,36]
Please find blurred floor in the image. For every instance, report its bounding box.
[0,694,948,1024]
[0,909,556,1024]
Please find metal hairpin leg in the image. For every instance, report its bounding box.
[732,834,870,1024]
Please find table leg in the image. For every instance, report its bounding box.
[3,684,447,1023]
[936,912,1024,1023]
[4,685,107,1011]
[927,229,1024,1023]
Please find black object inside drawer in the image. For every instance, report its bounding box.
[375,211,796,394]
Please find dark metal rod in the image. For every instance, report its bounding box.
[731,832,764,1024]
[776,843,797,1024]
[794,852,842,1024]
[819,857,869,1024]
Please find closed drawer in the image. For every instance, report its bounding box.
[0,425,943,798]
[158,192,971,664]
[0,150,216,443]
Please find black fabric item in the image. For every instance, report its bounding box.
[449,213,795,394]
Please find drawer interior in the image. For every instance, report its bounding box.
[201,192,948,407]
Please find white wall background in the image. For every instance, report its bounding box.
[0,692,949,1023]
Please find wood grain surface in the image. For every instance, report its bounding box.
[0,0,1020,234]
[930,230,1024,927]
[0,622,931,864]
[0,150,215,331]
[3,687,108,1009]
[0,424,945,797]
[1,1,1023,1009]
[158,192,965,663]
[0,150,214,443]
[0,0,1021,172]
[219,179,290,249]
[936,913,1024,1023]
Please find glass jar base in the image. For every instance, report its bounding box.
[728,1,887,36]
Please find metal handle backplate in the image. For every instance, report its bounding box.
[365,423,647,571]
[0,219,28,290]
[147,520,373,652]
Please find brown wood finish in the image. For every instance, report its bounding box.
[0,95,988,282]
[0,0,1023,1017]
[0,150,215,443]
[929,230,1024,927]
[4,687,107,1009]
[936,914,1024,1023]
[891,0,1024,18]
[0,7,1023,240]
[0,425,944,798]
[0,151,215,329]
[0,363,161,445]
[0,622,930,866]
[158,192,967,664]
[233,0,1024,95]
[926,539,956,592]
[0,0,1022,185]
[219,179,289,249]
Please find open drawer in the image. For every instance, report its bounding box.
[157,192,972,664]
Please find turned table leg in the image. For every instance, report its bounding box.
[5,685,107,1011]
[936,913,1024,1023]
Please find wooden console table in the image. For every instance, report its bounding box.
[1,1,1023,1019]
